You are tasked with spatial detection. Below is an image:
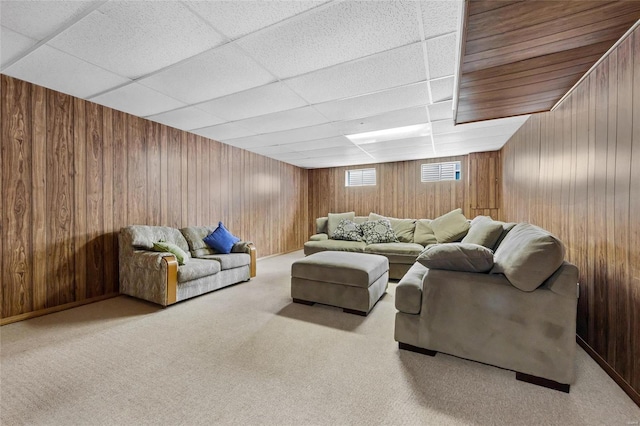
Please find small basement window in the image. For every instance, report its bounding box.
[421,161,461,182]
[345,168,376,187]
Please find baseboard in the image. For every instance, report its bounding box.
[577,335,640,407]
[1,293,120,326]
[256,248,302,261]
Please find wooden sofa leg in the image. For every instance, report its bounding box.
[248,243,257,278]
[163,255,178,306]
[516,372,570,393]
[399,342,437,357]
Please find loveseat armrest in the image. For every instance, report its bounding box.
[119,250,178,306]
[395,262,427,314]
[309,233,329,241]
[231,241,256,278]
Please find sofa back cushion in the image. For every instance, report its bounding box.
[368,213,416,243]
[180,225,217,257]
[316,217,329,234]
[125,225,190,255]
[413,219,437,246]
[430,208,470,243]
[462,218,504,249]
[491,223,565,292]
[328,212,355,238]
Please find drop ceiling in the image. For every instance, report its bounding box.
[1,0,531,169]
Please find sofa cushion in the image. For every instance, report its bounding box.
[361,220,399,244]
[198,253,250,270]
[364,242,424,265]
[203,222,241,254]
[127,225,190,253]
[152,241,190,265]
[177,258,221,283]
[417,243,494,273]
[369,213,416,243]
[395,262,427,314]
[328,212,355,238]
[316,217,329,234]
[462,219,504,249]
[180,225,216,256]
[430,208,470,243]
[491,223,565,292]
[414,219,437,246]
[494,221,517,249]
[303,240,366,256]
[292,251,388,288]
[332,219,363,242]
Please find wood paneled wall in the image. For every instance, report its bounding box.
[1,75,308,321]
[501,27,639,402]
[307,153,501,235]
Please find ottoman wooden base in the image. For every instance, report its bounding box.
[291,252,389,316]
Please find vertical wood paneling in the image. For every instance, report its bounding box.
[2,77,32,316]
[307,155,492,236]
[501,26,639,400]
[1,75,308,322]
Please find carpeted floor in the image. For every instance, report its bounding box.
[1,250,639,425]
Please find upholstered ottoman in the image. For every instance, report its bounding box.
[291,251,389,316]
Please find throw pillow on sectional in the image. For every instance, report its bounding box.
[430,208,470,243]
[462,219,504,249]
[361,220,399,244]
[414,219,437,246]
[332,219,363,242]
[203,221,241,254]
[369,212,416,243]
[416,243,494,273]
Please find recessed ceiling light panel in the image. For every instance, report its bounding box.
[345,123,431,145]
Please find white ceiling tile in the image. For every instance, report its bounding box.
[313,82,430,122]
[49,1,226,78]
[286,136,354,152]
[90,83,186,117]
[238,1,421,78]
[232,106,328,134]
[225,123,342,149]
[299,145,370,159]
[429,76,455,103]
[1,0,97,40]
[197,82,307,121]
[285,43,426,104]
[4,45,131,99]
[337,106,429,135]
[420,1,461,39]
[371,147,436,162]
[139,43,275,104]
[185,0,327,39]
[427,101,453,121]
[145,107,224,131]
[248,145,298,155]
[193,122,257,141]
[426,33,457,79]
[1,26,37,68]
[359,136,431,153]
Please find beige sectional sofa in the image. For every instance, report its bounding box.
[304,209,475,279]
[119,225,256,307]
[394,221,579,392]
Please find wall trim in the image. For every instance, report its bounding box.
[1,293,120,326]
[577,336,640,407]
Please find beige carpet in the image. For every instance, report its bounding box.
[1,250,638,425]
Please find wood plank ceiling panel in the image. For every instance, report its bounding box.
[455,0,640,124]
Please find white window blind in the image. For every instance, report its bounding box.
[421,161,461,182]
[345,168,376,187]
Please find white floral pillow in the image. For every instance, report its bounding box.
[332,219,363,242]
[361,220,399,244]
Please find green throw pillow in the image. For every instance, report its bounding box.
[361,220,399,244]
[414,219,437,246]
[462,219,504,249]
[152,241,189,265]
[430,208,470,243]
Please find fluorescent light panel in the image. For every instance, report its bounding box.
[346,123,431,145]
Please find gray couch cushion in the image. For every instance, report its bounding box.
[328,212,355,237]
[430,208,470,243]
[177,258,221,283]
[491,223,565,292]
[365,242,424,265]
[414,219,437,246]
[198,253,250,270]
[369,213,417,243]
[462,219,504,249]
[316,217,329,234]
[292,252,388,288]
[180,225,216,256]
[417,243,494,273]
[127,225,190,254]
[395,262,427,314]
[303,239,366,255]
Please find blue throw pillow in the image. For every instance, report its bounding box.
[203,222,241,254]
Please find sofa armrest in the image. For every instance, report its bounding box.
[231,241,256,278]
[119,250,178,306]
[309,233,329,241]
[395,262,427,314]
